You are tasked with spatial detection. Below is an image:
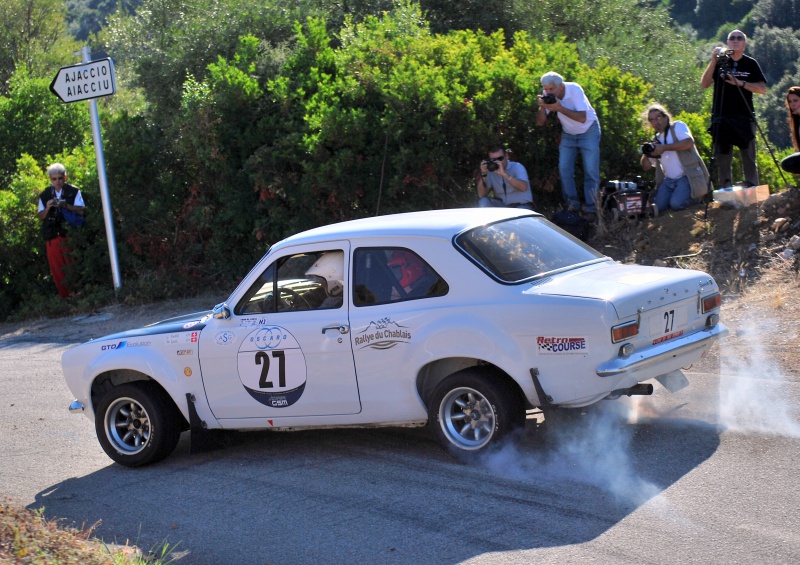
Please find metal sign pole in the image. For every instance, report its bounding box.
[81,47,122,290]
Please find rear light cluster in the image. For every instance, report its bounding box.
[611,320,638,343]
[701,292,721,313]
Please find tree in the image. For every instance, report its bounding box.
[751,0,800,29]
[513,0,705,115]
[0,70,91,185]
[0,0,80,95]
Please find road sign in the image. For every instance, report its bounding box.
[50,58,116,103]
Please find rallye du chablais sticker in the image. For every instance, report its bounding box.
[536,336,588,355]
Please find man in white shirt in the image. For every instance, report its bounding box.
[536,72,601,220]
[639,104,702,212]
[37,163,85,298]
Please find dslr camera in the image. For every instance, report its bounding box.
[716,48,735,79]
[541,93,557,105]
[53,197,66,208]
[483,157,503,172]
[641,141,660,158]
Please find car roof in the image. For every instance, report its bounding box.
[277,207,540,247]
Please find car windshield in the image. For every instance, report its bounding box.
[455,216,607,283]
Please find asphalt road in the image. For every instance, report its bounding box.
[1,327,799,564]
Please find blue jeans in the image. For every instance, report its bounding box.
[559,121,601,213]
[478,197,534,211]
[654,176,693,211]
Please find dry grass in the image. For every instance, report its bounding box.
[0,499,174,565]
[726,257,800,316]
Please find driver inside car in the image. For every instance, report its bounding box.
[304,251,345,309]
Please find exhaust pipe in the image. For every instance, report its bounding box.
[609,383,654,398]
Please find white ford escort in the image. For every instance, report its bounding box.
[63,208,726,466]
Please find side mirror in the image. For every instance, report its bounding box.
[212,302,231,320]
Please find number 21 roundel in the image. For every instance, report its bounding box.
[237,326,307,408]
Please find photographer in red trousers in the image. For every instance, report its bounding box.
[37,163,85,298]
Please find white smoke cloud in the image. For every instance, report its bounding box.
[480,403,661,506]
[718,317,800,437]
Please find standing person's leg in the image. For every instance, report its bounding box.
[578,122,601,213]
[558,134,580,211]
[740,122,759,186]
[46,236,72,298]
[715,142,734,187]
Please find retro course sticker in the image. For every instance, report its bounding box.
[536,336,588,355]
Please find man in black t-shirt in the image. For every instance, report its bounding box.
[701,29,767,187]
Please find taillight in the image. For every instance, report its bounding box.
[701,292,721,313]
[611,320,639,343]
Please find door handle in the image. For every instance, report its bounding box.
[322,325,350,335]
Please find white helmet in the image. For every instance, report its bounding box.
[306,251,344,296]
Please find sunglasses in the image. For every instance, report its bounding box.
[50,176,65,181]
[729,35,745,41]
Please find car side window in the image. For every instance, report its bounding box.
[353,248,448,307]
[235,250,345,315]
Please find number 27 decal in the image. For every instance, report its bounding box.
[663,310,675,333]
[255,350,285,388]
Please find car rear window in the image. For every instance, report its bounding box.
[454,216,606,283]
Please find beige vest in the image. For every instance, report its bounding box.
[653,124,712,199]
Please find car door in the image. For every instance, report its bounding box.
[198,242,361,420]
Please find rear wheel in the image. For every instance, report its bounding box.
[94,382,182,467]
[429,368,525,458]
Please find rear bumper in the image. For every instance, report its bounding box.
[596,323,728,377]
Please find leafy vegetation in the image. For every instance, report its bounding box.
[0,0,798,320]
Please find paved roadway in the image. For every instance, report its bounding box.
[1,327,798,564]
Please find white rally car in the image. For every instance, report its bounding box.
[62,208,726,466]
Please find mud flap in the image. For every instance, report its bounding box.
[655,370,690,393]
[186,393,230,455]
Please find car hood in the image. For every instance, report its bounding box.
[88,310,212,343]
[528,262,716,318]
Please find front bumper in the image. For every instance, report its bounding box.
[596,323,728,377]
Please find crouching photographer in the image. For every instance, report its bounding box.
[639,104,710,212]
[476,145,535,210]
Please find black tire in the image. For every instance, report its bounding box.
[428,368,525,458]
[94,382,182,467]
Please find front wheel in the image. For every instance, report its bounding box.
[94,382,182,467]
[428,368,525,458]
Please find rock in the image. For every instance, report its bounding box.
[781,248,795,260]
[763,232,777,242]
[653,259,668,267]
[789,235,800,250]
[772,217,790,232]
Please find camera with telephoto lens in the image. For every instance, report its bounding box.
[716,48,735,79]
[483,157,502,172]
[641,141,660,158]
[541,93,557,105]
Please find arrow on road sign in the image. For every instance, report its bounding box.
[50,58,116,103]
